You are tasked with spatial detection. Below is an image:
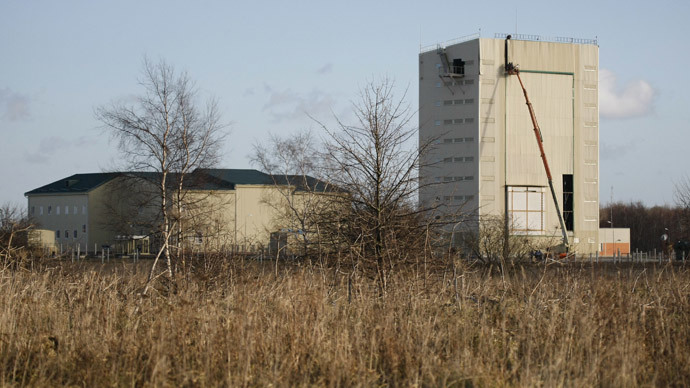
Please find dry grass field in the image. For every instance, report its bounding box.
[0,258,689,387]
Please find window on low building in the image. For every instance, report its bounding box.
[56,230,60,239]
[82,224,86,233]
[74,230,77,239]
[65,206,69,215]
[40,206,43,215]
[65,230,69,239]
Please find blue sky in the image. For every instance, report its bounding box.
[1,0,689,207]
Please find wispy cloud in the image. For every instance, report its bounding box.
[24,135,98,164]
[0,87,31,121]
[600,69,655,119]
[316,63,333,75]
[262,88,336,123]
[600,140,633,161]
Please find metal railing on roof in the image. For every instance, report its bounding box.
[494,33,598,46]
[420,32,481,53]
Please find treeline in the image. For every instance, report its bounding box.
[599,201,690,251]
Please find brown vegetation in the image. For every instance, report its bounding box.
[1,259,689,386]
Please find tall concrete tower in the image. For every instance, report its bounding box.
[419,34,599,254]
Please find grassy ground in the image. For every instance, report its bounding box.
[0,259,689,387]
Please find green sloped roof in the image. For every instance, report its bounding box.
[199,169,275,186]
[271,174,343,193]
[25,173,122,195]
[26,169,336,196]
[202,169,338,192]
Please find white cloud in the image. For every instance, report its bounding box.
[599,69,654,119]
[0,87,31,121]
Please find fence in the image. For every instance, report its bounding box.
[581,249,686,264]
[494,33,598,46]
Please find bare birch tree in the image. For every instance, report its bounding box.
[96,58,225,285]
[317,78,432,292]
[169,86,224,270]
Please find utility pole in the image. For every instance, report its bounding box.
[611,186,614,256]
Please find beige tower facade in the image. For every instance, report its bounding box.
[419,34,599,254]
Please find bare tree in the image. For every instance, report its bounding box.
[460,214,555,268]
[316,79,432,292]
[0,203,33,263]
[96,58,225,285]
[600,201,687,251]
[251,130,342,258]
[168,87,225,270]
[674,175,690,239]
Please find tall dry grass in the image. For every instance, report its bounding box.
[0,259,689,386]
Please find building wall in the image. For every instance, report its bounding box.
[419,40,480,219]
[598,228,630,256]
[28,194,89,252]
[420,37,599,254]
[181,190,236,251]
[28,177,341,255]
[87,178,161,252]
[28,229,56,254]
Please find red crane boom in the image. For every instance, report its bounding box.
[506,61,570,250]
